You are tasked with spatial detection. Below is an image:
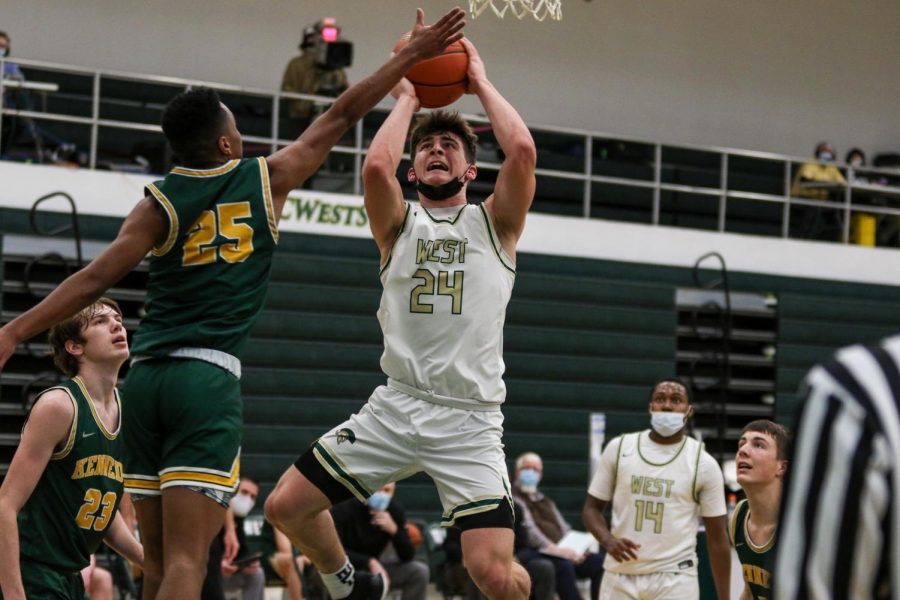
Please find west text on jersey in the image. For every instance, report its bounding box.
[415,238,468,265]
[630,475,674,498]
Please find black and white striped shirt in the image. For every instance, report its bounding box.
[775,335,900,599]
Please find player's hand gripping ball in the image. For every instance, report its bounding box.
[393,35,469,108]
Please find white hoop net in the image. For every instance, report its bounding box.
[469,0,562,21]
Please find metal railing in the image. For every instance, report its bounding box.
[3,56,899,245]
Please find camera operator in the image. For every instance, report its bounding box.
[280,17,351,132]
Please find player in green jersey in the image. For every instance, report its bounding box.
[0,10,464,600]
[729,420,790,600]
[0,298,143,600]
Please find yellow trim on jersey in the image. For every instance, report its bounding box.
[171,159,240,178]
[742,503,777,553]
[48,388,79,461]
[257,157,279,243]
[729,498,746,545]
[124,477,161,492]
[159,455,240,489]
[146,183,180,257]
[73,376,120,440]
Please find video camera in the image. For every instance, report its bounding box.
[301,18,353,70]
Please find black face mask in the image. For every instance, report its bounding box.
[416,170,468,201]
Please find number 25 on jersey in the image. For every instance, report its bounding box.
[183,202,255,266]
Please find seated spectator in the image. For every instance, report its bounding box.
[790,142,847,200]
[0,31,23,80]
[330,483,429,600]
[444,499,556,600]
[258,518,310,600]
[201,476,265,600]
[222,477,266,600]
[845,147,879,186]
[513,452,604,600]
[0,30,33,157]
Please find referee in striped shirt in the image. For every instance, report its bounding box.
[774,334,899,599]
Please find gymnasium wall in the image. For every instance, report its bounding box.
[5,0,899,159]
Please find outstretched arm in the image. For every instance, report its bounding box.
[362,79,419,261]
[0,391,75,600]
[0,197,166,370]
[266,8,466,216]
[464,38,536,256]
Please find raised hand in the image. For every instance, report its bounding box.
[400,7,466,62]
[390,75,418,106]
[460,37,486,95]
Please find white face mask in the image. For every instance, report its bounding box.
[230,493,255,518]
[650,411,687,437]
[0,48,8,58]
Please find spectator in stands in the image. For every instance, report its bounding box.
[0,11,465,600]
[790,142,847,200]
[258,518,310,600]
[513,452,604,600]
[0,31,23,80]
[582,378,731,600]
[845,147,870,184]
[0,30,36,158]
[0,298,143,599]
[444,498,556,600]
[219,477,265,600]
[329,483,430,600]
[280,18,350,133]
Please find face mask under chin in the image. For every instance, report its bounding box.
[416,171,468,201]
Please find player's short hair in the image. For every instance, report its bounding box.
[741,419,791,461]
[161,86,227,165]
[409,110,478,164]
[649,377,692,404]
[48,298,123,377]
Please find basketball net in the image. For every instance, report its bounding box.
[469,0,562,21]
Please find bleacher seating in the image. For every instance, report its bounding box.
[2,204,900,527]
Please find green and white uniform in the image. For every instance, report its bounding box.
[313,203,516,525]
[729,498,775,600]
[588,431,726,599]
[16,377,123,599]
[123,157,278,498]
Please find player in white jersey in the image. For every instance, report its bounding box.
[265,39,536,600]
[582,379,731,600]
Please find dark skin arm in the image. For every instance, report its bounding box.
[266,7,466,220]
[0,197,167,369]
[703,515,731,600]
[581,495,640,562]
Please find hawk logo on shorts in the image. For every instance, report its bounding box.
[335,428,357,445]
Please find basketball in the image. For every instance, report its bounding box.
[393,35,469,108]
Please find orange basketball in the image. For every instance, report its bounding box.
[393,36,469,108]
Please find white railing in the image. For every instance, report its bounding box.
[2,57,899,245]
